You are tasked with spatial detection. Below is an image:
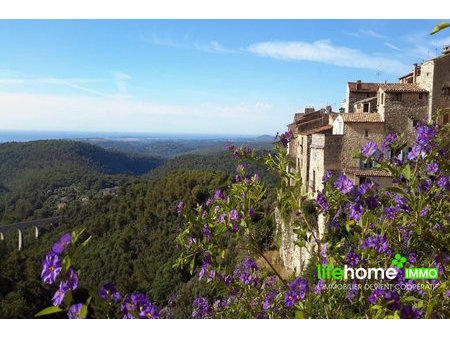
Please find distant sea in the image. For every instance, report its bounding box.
[0,130,262,143]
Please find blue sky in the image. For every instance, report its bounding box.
[0,19,449,135]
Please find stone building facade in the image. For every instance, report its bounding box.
[279,47,450,275]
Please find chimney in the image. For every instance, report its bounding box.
[356,80,362,90]
[326,105,332,113]
[304,107,315,114]
[443,46,450,55]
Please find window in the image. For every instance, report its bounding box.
[360,158,374,169]
[419,93,423,99]
[359,177,369,184]
[381,93,384,104]
[312,171,316,192]
[363,103,369,112]
[367,93,370,98]
[364,129,370,137]
[442,87,450,96]
[392,93,402,101]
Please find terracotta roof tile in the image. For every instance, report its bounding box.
[348,82,379,92]
[345,169,392,177]
[300,125,333,135]
[341,113,382,123]
[379,83,428,93]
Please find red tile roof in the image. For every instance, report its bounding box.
[341,113,382,123]
[300,125,333,135]
[379,83,428,93]
[345,169,392,177]
[348,82,379,92]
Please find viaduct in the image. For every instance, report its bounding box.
[0,217,59,250]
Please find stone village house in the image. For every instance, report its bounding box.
[278,47,450,274]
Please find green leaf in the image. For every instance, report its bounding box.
[295,311,305,319]
[35,306,64,318]
[430,22,450,35]
[401,164,411,181]
[62,256,71,272]
[189,257,195,274]
[80,235,92,248]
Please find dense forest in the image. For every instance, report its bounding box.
[0,140,277,318]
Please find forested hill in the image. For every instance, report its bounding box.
[146,151,277,184]
[0,140,164,224]
[0,140,164,181]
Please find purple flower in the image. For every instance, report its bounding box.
[229,209,240,222]
[315,279,324,294]
[373,236,390,255]
[368,288,384,304]
[357,183,372,196]
[224,142,232,150]
[176,201,184,214]
[100,283,121,302]
[236,163,246,173]
[288,277,309,294]
[322,170,333,183]
[139,304,159,319]
[365,195,378,210]
[427,162,438,174]
[400,305,422,319]
[347,281,358,301]
[315,191,329,212]
[235,174,243,183]
[417,178,432,191]
[41,252,62,285]
[437,176,448,189]
[52,281,69,306]
[66,268,78,290]
[385,133,397,144]
[384,206,398,220]
[385,291,401,310]
[407,145,421,160]
[192,297,210,319]
[334,175,354,194]
[52,233,72,254]
[216,213,226,224]
[249,208,255,220]
[361,141,378,158]
[420,206,428,217]
[203,224,211,243]
[284,291,297,307]
[132,293,151,313]
[233,148,239,159]
[239,272,253,285]
[214,189,224,200]
[349,204,364,221]
[205,198,212,206]
[121,294,136,314]
[242,257,258,271]
[68,303,86,319]
[346,249,359,267]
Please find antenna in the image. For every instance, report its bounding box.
[376,70,381,82]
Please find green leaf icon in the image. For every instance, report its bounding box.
[392,254,408,268]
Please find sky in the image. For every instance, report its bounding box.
[0,19,449,136]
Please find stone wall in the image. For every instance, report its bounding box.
[383,91,428,145]
[341,122,385,170]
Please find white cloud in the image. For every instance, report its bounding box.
[0,91,276,135]
[111,71,132,98]
[384,42,401,51]
[247,40,409,74]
